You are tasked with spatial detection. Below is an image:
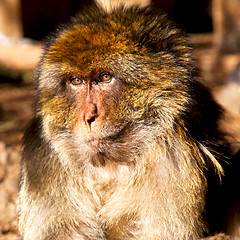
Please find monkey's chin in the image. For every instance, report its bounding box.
[86,137,110,152]
[88,139,105,148]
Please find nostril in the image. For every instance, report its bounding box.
[87,115,96,126]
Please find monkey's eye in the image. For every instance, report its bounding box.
[69,76,83,86]
[99,73,112,83]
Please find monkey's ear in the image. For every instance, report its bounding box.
[94,0,151,12]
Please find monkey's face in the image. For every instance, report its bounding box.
[62,70,124,146]
[37,9,192,154]
[37,31,132,149]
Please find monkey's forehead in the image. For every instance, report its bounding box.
[44,22,144,71]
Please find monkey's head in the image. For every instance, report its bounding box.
[36,7,196,161]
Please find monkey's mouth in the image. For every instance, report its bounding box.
[86,123,130,149]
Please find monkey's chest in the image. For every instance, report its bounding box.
[86,164,141,238]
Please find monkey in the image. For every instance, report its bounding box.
[18,4,240,240]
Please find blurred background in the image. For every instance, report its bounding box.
[0,0,239,239]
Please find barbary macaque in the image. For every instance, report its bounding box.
[19,3,240,240]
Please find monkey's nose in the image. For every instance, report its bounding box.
[84,104,97,129]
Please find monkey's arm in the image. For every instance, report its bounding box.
[19,118,106,240]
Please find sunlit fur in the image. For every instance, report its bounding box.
[19,6,231,240]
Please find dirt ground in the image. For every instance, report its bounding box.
[0,48,240,239]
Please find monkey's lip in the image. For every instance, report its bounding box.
[86,123,129,148]
[86,132,118,148]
